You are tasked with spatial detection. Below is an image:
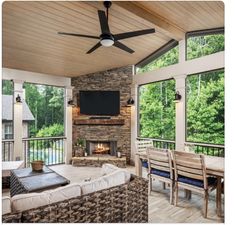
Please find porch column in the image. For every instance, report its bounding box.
[174,75,186,150]
[13,80,24,161]
[130,83,138,165]
[64,86,73,164]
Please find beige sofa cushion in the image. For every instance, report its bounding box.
[12,192,50,212]
[2,196,11,215]
[12,183,81,212]
[81,169,131,195]
[45,183,81,203]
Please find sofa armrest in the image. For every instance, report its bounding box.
[2,196,11,215]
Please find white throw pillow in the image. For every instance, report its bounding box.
[101,163,119,175]
[2,196,11,215]
[101,163,131,183]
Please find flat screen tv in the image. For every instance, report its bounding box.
[79,91,120,116]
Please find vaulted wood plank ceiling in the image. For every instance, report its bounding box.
[2,1,224,77]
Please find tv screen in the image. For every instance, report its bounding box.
[79,91,120,116]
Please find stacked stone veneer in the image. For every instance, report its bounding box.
[72,66,133,164]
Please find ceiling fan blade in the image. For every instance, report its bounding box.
[58,32,99,39]
[114,28,155,40]
[113,41,134,54]
[86,42,102,54]
[98,10,110,34]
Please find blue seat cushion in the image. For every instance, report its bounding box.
[141,160,148,168]
[150,168,170,178]
[178,176,217,188]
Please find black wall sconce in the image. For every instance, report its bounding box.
[15,94,22,103]
[127,97,135,106]
[174,91,182,103]
[68,99,75,107]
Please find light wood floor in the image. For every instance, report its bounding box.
[148,181,224,223]
[2,164,224,223]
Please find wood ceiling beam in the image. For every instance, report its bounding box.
[114,1,185,41]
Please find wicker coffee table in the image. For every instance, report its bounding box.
[10,166,70,197]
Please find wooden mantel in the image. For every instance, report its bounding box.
[74,118,125,126]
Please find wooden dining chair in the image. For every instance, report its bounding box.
[172,151,217,218]
[136,140,153,169]
[147,147,174,204]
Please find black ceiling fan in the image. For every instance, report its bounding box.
[58,1,155,54]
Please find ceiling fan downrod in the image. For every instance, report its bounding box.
[103,1,112,23]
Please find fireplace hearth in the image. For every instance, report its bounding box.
[86,140,117,156]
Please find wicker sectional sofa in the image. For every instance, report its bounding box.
[2,165,148,223]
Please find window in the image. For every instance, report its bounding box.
[136,40,179,74]
[23,83,65,138]
[187,30,224,60]
[4,123,13,139]
[138,79,175,140]
[186,69,224,145]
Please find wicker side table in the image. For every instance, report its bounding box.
[2,161,24,189]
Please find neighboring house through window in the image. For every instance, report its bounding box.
[2,95,35,140]
[4,123,13,139]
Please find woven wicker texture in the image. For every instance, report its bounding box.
[10,171,28,197]
[2,212,21,223]
[2,175,148,223]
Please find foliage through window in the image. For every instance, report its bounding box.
[2,80,13,95]
[186,69,224,145]
[138,79,175,140]
[187,33,224,60]
[23,83,65,138]
[136,45,179,73]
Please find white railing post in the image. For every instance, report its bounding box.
[64,86,73,164]
[13,80,24,161]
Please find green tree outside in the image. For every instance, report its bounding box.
[139,79,175,140]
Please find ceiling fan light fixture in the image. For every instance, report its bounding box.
[100,38,114,47]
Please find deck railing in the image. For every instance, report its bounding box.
[23,136,66,167]
[137,137,176,150]
[137,138,224,157]
[2,139,14,161]
[185,142,224,157]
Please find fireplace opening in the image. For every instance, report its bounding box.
[86,140,117,156]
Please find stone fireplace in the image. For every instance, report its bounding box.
[86,140,117,156]
[72,66,132,164]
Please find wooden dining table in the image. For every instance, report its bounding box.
[135,151,224,217]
